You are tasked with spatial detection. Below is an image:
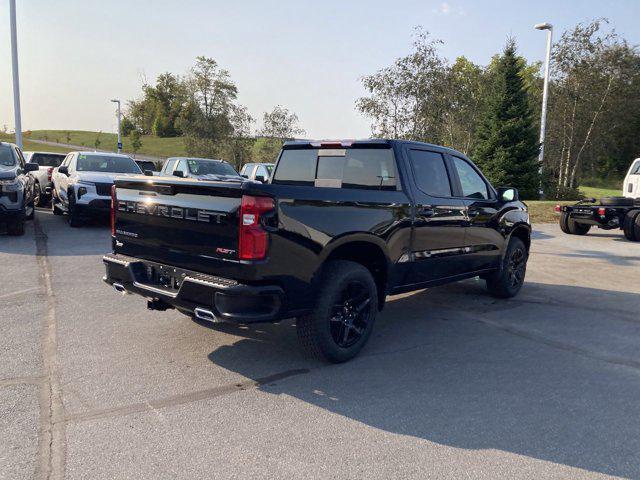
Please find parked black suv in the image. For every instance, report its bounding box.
[0,142,39,236]
[104,139,531,362]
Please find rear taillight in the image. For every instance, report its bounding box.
[47,167,53,182]
[598,207,606,216]
[110,185,117,236]
[554,205,561,212]
[238,195,275,260]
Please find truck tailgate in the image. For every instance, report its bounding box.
[113,177,243,269]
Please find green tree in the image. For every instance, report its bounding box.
[545,19,640,189]
[121,116,136,137]
[255,105,305,163]
[129,129,142,157]
[178,56,239,158]
[94,131,102,150]
[472,40,540,199]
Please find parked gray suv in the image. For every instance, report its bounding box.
[0,142,39,235]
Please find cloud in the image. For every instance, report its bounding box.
[433,2,466,16]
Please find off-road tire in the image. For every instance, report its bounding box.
[485,237,528,298]
[296,260,378,363]
[34,182,45,207]
[623,209,640,241]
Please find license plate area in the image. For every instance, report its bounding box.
[131,262,186,292]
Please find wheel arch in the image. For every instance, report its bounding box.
[317,235,391,310]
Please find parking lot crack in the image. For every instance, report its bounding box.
[61,368,309,425]
[33,218,66,480]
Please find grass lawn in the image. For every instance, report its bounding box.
[579,185,621,199]
[0,133,72,154]
[23,130,187,158]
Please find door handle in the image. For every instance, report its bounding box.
[418,207,435,218]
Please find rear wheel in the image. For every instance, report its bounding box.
[623,210,640,241]
[296,260,378,363]
[485,237,528,298]
[560,212,591,235]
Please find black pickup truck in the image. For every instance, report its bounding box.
[556,197,640,241]
[103,139,531,362]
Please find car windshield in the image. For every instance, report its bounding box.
[76,154,142,174]
[187,159,238,176]
[0,145,16,167]
[32,153,66,167]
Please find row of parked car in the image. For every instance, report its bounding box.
[0,140,274,234]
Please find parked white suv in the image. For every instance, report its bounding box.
[624,158,640,199]
[22,151,67,206]
[51,151,142,227]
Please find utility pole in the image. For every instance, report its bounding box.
[535,22,553,199]
[111,99,122,153]
[10,0,23,149]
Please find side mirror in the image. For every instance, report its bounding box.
[241,174,249,179]
[255,174,267,183]
[58,166,69,176]
[497,187,519,202]
[24,162,39,173]
[173,170,185,178]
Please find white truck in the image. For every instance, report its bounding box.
[623,158,640,199]
[557,158,640,241]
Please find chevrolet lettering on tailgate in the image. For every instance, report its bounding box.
[117,200,226,223]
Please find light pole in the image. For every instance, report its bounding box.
[111,99,122,153]
[535,22,553,198]
[10,0,23,149]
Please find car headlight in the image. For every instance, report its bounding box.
[0,179,22,192]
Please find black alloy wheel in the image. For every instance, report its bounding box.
[329,280,372,348]
[507,246,526,289]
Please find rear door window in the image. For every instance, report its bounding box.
[408,150,452,197]
[631,161,640,175]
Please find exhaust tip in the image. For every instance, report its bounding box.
[194,307,218,323]
[113,283,127,294]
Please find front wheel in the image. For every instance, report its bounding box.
[296,260,378,363]
[485,237,528,298]
[51,189,63,216]
[34,182,45,207]
[67,191,83,228]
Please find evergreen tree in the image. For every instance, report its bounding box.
[472,40,540,199]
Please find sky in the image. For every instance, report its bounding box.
[1,0,639,139]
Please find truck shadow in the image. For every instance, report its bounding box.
[203,281,640,478]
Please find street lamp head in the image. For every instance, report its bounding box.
[534,22,553,31]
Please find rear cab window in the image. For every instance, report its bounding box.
[273,147,397,190]
[32,153,65,167]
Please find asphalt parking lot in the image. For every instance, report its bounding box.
[1,210,639,480]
